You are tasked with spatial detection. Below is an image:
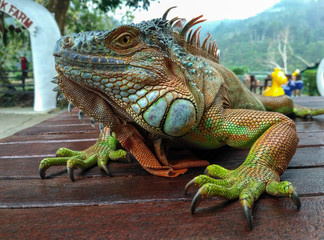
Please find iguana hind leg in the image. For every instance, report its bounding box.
[185,165,300,229]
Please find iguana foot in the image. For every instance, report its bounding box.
[39,133,130,181]
[185,164,301,229]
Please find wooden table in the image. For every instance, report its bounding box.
[1,97,323,239]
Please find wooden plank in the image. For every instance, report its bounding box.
[1,129,322,162]
[0,159,147,179]
[289,146,324,168]
[296,121,324,132]
[12,123,98,136]
[0,98,323,239]
[0,138,96,157]
[1,142,324,179]
[0,133,98,144]
[0,196,323,239]
[0,167,322,208]
[1,112,324,177]
[292,96,324,105]
[297,131,324,146]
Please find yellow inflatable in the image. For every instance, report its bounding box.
[292,69,300,77]
[264,68,288,97]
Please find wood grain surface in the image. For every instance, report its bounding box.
[0,97,323,240]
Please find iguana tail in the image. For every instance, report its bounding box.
[292,105,324,118]
[256,95,324,118]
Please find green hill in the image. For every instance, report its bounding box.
[201,0,324,73]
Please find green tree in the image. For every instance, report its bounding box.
[303,70,319,96]
[64,1,119,34]
[0,13,31,85]
[36,0,154,34]
[229,66,249,75]
[206,0,324,72]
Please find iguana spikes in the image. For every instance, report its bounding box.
[169,16,180,26]
[163,10,219,62]
[186,29,193,43]
[172,18,186,31]
[196,30,201,47]
[201,33,210,51]
[186,24,219,61]
[68,102,74,114]
[78,110,84,122]
[211,41,217,55]
[51,76,59,84]
[190,26,201,45]
[208,38,212,54]
[180,15,206,37]
[162,6,177,20]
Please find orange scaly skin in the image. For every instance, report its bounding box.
[40,8,324,228]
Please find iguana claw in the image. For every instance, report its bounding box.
[100,163,111,176]
[291,190,301,209]
[243,204,253,230]
[184,178,196,194]
[190,189,203,215]
[67,166,75,181]
[39,168,46,179]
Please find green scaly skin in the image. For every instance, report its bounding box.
[40,8,323,228]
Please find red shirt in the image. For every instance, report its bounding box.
[20,57,28,71]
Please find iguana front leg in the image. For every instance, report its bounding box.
[184,107,300,229]
[39,123,203,180]
[39,127,130,181]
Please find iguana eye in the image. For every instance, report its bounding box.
[115,32,136,48]
[121,35,131,44]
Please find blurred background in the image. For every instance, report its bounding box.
[0,0,324,109]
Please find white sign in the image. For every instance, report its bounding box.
[1,0,61,112]
[0,0,37,35]
[317,58,324,96]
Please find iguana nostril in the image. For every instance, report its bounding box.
[63,36,74,48]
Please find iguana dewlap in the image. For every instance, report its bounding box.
[40,7,324,229]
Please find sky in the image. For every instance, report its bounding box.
[114,0,281,23]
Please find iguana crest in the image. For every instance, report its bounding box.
[133,6,220,63]
[164,7,220,63]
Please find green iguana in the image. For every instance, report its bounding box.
[39,7,324,229]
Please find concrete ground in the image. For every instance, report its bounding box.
[0,107,64,139]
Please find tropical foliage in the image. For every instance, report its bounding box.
[202,0,324,73]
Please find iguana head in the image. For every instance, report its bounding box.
[53,7,220,137]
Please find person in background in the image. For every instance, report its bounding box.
[20,56,28,91]
[250,75,258,93]
[243,74,251,89]
[292,69,303,97]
